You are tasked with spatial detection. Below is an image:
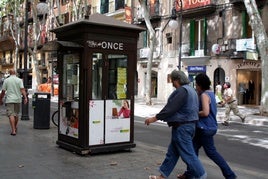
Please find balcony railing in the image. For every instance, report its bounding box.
[181,41,212,57]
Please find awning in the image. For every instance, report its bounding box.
[181,56,211,66]
[41,40,83,51]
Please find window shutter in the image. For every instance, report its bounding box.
[203,18,207,55]
[190,20,195,56]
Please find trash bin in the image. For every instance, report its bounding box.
[32,92,51,129]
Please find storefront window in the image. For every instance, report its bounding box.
[60,53,80,138]
[62,53,80,101]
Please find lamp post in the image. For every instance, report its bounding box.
[21,0,29,120]
[169,0,183,70]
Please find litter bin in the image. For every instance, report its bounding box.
[32,92,51,129]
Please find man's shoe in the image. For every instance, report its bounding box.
[222,121,229,126]
[241,116,246,123]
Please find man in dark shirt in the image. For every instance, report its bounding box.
[145,70,206,179]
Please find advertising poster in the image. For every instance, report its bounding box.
[89,100,104,145]
[59,101,79,138]
[105,100,131,144]
[116,68,127,99]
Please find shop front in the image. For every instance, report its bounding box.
[51,14,144,155]
[236,61,261,105]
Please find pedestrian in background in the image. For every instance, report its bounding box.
[222,82,246,126]
[0,69,28,136]
[178,73,236,179]
[215,81,223,104]
[145,70,206,179]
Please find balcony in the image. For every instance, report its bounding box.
[135,1,161,22]
[0,58,14,67]
[181,41,211,66]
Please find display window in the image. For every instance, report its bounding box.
[59,53,80,138]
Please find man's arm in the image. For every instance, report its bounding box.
[0,90,5,105]
[20,88,28,104]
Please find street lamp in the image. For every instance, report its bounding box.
[21,0,30,120]
[169,0,183,70]
[21,0,49,120]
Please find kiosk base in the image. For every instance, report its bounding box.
[56,140,136,155]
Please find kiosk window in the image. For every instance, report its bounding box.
[62,53,80,101]
[108,54,128,99]
[92,53,103,99]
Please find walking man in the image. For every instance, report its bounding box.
[0,69,28,135]
[145,70,206,179]
[222,82,246,126]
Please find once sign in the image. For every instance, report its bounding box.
[87,40,124,51]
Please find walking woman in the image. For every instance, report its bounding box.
[178,73,236,179]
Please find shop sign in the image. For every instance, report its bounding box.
[237,61,261,69]
[188,66,206,72]
[236,38,255,51]
[246,51,258,60]
[87,40,124,51]
[175,0,211,11]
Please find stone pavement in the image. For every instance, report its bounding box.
[0,99,268,179]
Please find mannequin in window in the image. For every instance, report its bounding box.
[248,80,254,102]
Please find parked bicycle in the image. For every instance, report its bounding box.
[51,110,59,127]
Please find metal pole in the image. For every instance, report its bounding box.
[51,59,54,96]
[178,0,183,70]
[21,0,29,120]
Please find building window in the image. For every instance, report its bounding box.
[149,0,160,16]
[115,0,124,10]
[61,0,69,5]
[143,31,147,48]
[64,12,69,24]
[242,11,252,38]
[166,33,172,44]
[101,0,109,14]
[189,19,207,56]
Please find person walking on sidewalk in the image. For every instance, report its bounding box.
[0,69,28,136]
[221,82,246,126]
[178,73,236,179]
[145,70,206,179]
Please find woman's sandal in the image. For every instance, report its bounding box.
[10,133,16,136]
[177,173,186,179]
[149,175,164,179]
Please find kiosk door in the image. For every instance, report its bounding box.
[89,53,131,146]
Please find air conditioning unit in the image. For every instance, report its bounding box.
[195,49,204,57]
[137,7,144,19]
[153,51,160,58]
[140,48,150,58]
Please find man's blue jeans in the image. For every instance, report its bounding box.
[159,123,206,178]
[192,128,236,179]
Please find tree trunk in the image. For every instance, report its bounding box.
[243,0,268,114]
[139,0,156,105]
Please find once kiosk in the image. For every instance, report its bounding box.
[50,13,144,155]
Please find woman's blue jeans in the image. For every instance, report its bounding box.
[159,123,206,178]
[189,128,236,179]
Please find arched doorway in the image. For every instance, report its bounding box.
[214,67,225,91]
[151,71,158,98]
